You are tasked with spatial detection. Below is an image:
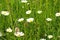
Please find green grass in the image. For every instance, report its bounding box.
[0,0,60,40]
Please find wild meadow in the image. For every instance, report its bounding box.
[0,0,60,40]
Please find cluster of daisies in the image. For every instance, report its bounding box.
[6,27,24,37]
[0,0,60,40]
[0,10,60,39]
[0,27,24,37]
[40,34,53,40]
[0,9,42,37]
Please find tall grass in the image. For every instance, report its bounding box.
[0,0,60,40]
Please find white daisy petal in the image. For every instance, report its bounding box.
[14,32,20,37]
[18,18,24,22]
[48,35,53,39]
[40,38,46,40]
[46,18,52,21]
[21,0,28,3]
[1,11,9,16]
[26,10,31,14]
[55,13,60,17]
[19,32,24,36]
[14,32,24,37]
[26,18,34,22]
[37,10,42,14]
[6,28,12,32]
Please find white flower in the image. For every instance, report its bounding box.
[48,35,53,39]
[0,32,2,37]
[26,10,31,14]
[18,18,24,22]
[26,18,34,22]
[37,10,42,14]
[14,32,21,37]
[21,0,28,3]
[55,13,60,17]
[40,38,46,40]
[46,18,52,21]
[14,32,24,37]
[6,28,12,32]
[1,11,9,16]
[19,32,24,36]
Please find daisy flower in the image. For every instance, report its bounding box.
[1,11,9,16]
[40,38,46,40]
[55,13,60,17]
[21,0,28,3]
[19,32,24,36]
[6,27,12,32]
[14,32,24,37]
[47,35,53,39]
[37,10,42,14]
[26,10,31,14]
[46,18,52,21]
[14,32,21,37]
[26,18,34,22]
[18,18,24,22]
